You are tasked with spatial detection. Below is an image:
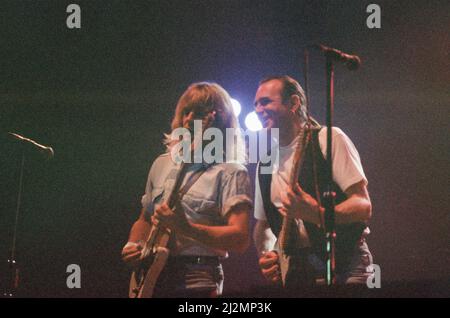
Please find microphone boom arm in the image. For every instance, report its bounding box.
[8,132,54,158]
[316,44,361,70]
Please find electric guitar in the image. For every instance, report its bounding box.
[277,126,315,288]
[128,161,189,298]
[129,112,216,298]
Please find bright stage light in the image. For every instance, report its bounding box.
[230,98,241,117]
[244,111,263,131]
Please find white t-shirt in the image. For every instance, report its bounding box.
[254,127,368,221]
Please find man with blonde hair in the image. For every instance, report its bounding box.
[122,82,252,297]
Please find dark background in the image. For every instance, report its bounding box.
[0,0,448,297]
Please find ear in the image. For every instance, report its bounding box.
[289,95,301,114]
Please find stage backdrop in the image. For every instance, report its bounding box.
[0,0,448,297]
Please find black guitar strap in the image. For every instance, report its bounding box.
[167,164,211,251]
[176,164,211,203]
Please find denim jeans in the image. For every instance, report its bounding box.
[152,258,224,298]
[310,239,374,285]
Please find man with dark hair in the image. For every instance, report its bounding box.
[253,75,373,288]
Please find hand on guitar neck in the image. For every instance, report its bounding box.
[278,183,324,226]
[151,203,192,236]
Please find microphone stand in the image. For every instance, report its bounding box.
[3,133,53,297]
[323,55,336,286]
[4,148,25,297]
[307,44,360,286]
[303,47,337,286]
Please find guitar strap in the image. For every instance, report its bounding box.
[175,164,211,204]
[168,164,211,250]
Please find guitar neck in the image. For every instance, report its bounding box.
[279,128,310,254]
[166,162,187,210]
[141,161,189,255]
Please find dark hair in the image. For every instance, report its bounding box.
[259,75,320,127]
[259,75,308,119]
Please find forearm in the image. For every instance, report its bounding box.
[184,222,249,253]
[297,181,372,226]
[299,197,371,226]
[127,214,152,243]
[334,195,371,224]
[154,202,250,253]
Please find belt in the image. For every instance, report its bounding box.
[170,255,220,265]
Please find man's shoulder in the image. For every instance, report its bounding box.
[154,152,171,161]
[317,126,353,146]
[317,126,346,138]
[149,152,173,171]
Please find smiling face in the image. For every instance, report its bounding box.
[254,79,293,130]
[166,82,246,164]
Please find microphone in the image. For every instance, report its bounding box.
[8,132,54,158]
[316,44,361,70]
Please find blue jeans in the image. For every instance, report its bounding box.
[338,240,374,284]
[152,257,224,298]
[309,239,374,285]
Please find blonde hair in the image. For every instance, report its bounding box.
[165,82,246,164]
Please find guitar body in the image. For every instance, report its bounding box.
[129,226,171,298]
[277,244,290,285]
[277,242,315,289]
[129,247,170,298]
[128,162,188,299]
[128,158,210,298]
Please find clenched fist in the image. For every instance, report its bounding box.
[121,242,143,268]
[258,250,281,284]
